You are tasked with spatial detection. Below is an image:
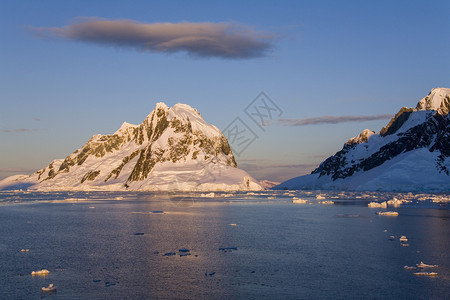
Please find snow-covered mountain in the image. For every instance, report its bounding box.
[259,180,280,190]
[0,103,262,191]
[275,88,450,192]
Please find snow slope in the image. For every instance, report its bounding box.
[275,88,450,192]
[0,102,262,191]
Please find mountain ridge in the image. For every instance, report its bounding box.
[0,102,262,191]
[275,88,450,192]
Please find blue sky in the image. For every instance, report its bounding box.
[1,0,449,182]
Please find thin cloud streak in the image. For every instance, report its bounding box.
[1,128,36,133]
[28,18,276,59]
[277,114,393,126]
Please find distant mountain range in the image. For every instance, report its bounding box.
[0,103,262,191]
[275,88,450,192]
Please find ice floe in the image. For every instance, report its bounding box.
[319,200,334,205]
[413,272,438,276]
[41,284,57,293]
[416,261,438,268]
[292,197,307,204]
[399,236,408,242]
[377,211,399,216]
[31,269,50,276]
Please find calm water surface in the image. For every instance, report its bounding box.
[0,191,449,299]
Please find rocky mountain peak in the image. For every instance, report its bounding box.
[0,101,261,191]
[346,129,375,145]
[415,88,450,112]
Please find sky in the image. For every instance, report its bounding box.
[1,0,449,182]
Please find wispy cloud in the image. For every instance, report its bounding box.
[1,128,37,133]
[28,17,276,59]
[277,114,392,126]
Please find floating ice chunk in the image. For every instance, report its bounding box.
[399,236,408,242]
[31,269,50,276]
[219,247,237,252]
[387,198,402,207]
[105,282,116,287]
[389,236,395,240]
[413,272,438,276]
[292,198,307,204]
[404,265,418,270]
[200,192,215,197]
[41,283,56,293]
[20,249,30,252]
[228,223,237,226]
[319,200,334,205]
[368,201,387,208]
[377,211,399,216]
[316,195,326,200]
[416,261,438,268]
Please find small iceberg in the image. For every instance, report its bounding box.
[368,201,387,208]
[292,198,307,204]
[404,265,418,270]
[377,211,399,216]
[416,261,438,268]
[316,195,326,200]
[320,200,334,205]
[41,284,57,293]
[200,192,215,198]
[413,272,438,276]
[20,249,30,252]
[399,236,408,242]
[32,269,50,276]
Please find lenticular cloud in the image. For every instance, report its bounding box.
[29,18,275,59]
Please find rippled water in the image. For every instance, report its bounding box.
[0,191,449,299]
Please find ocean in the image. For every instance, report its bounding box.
[0,190,449,299]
